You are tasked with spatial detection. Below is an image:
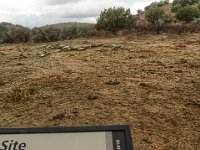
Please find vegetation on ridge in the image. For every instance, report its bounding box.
[0,0,200,44]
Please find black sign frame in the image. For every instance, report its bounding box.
[0,125,134,150]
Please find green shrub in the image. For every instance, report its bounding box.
[31,28,48,42]
[173,0,200,7]
[145,0,169,11]
[171,3,182,12]
[175,6,200,22]
[145,7,165,34]
[198,2,200,9]
[96,7,135,34]
[137,9,143,14]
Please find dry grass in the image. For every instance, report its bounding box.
[4,86,36,103]
[0,33,200,150]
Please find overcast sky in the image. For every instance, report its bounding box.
[0,0,173,28]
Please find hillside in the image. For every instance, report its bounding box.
[0,33,200,149]
[0,22,95,43]
[39,22,95,30]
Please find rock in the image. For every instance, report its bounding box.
[19,53,27,58]
[0,51,6,55]
[50,112,65,120]
[62,46,70,50]
[143,137,152,144]
[78,47,86,51]
[70,47,79,50]
[59,44,66,48]
[40,54,46,57]
[105,79,120,85]
[91,44,97,48]
[179,58,188,64]
[103,44,110,47]
[81,45,91,49]
[36,45,46,48]
[160,35,168,40]
[46,45,52,49]
[111,44,122,50]
[87,95,97,100]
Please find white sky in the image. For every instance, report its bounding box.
[0,0,173,28]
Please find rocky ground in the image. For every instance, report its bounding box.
[0,33,200,150]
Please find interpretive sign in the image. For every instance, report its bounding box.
[0,125,133,150]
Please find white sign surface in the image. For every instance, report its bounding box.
[0,132,113,150]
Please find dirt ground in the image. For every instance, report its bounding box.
[0,33,200,150]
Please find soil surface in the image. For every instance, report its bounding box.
[0,33,200,150]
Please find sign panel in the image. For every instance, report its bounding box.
[0,125,133,150]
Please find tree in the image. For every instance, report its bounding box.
[172,0,200,12]
[198,2,200,9]
[31,28,48,42]
[96,7,135,34]
[145,7,165,34]
[175,6,200,22]
[137,9,143,14]
[44,27,61,41]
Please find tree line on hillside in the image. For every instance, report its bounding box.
[0,23,95,44]
[0,0,200,44]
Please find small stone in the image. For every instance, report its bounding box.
[87,95,97,100]
[70,47,78,50]
[105,79,120,85]
[78,47,86,51]
[50,112,65,120]
[19,53,27,58]
[0,51,6,55]
[179,58,188,64]
[40,54,46,57]
[62,46,70,49]
[46,45,52,49]
[81,45,91,49]
[111,44,122,50]
[143,137,152,144]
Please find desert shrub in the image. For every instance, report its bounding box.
[96,7,135,34]
[44,27,61,41]
[137,9,143,14]
[198,2,200,9]
[145,0,169,11]
[172,0,200,12]
[171,3,182,12]
[173,0,200,7]
[157,0,169,7]
[0,24,9,43]
[31,28,48,42]
[145,2,159,10]
[175,6,200,22]
[145,7,166,34]
[0,23,30,43]
[193,17,200,23]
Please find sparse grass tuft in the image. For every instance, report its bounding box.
[5,86,36,103]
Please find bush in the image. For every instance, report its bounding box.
[96,7,135,34]
[0,23,30,43]
[145,0,169,11]
[173,0,200,7]
[145,7,165,34]
[175,6,200,22]
[137,9,143,14]
[31,28,48,42]
[171,3,182,12]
